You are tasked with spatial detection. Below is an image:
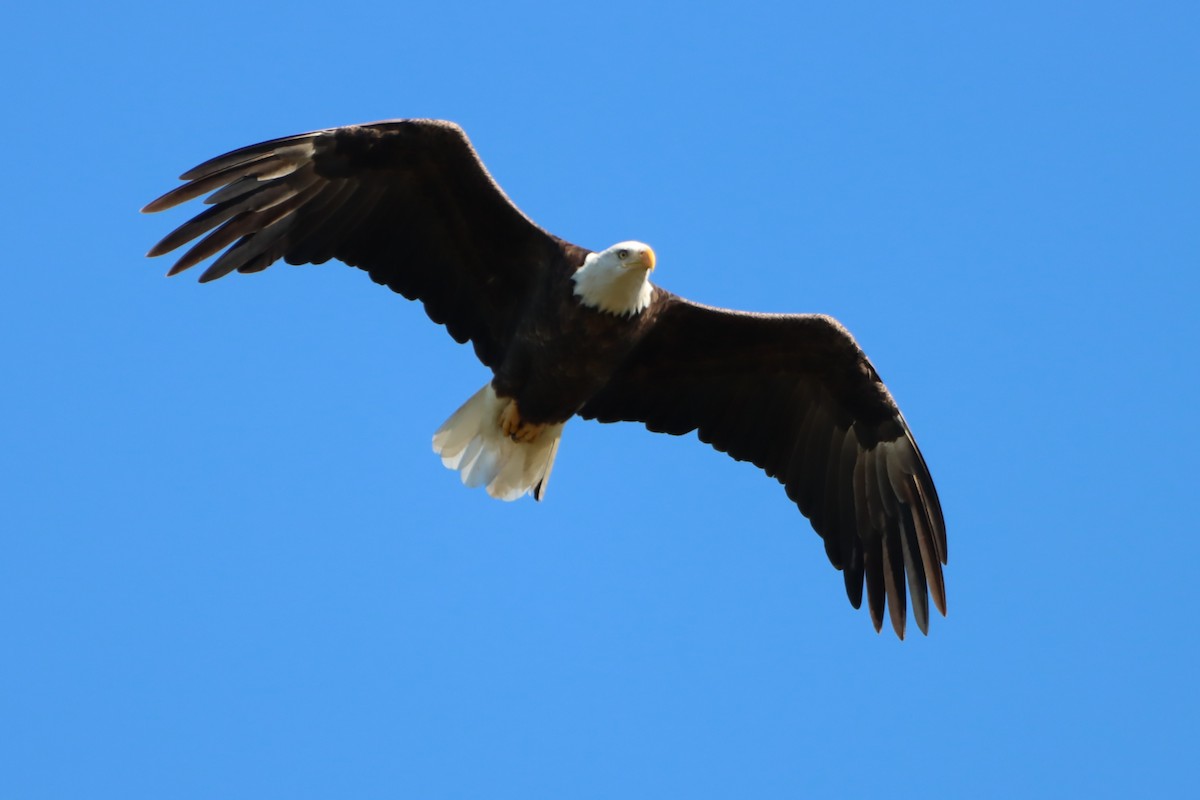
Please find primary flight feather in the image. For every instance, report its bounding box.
[144,119,947,637]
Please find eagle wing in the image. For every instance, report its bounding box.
[580,293,947,638]
[144,120,586,368]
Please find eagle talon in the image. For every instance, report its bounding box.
[499,399,545,443]
[499,399,520,438]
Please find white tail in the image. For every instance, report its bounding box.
[432,384,565,501]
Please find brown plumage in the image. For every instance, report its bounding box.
[144,119,947,637]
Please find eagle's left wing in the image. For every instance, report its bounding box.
[580,293,946,638]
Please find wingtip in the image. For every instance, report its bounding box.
[141,195,177,214]
[165,264,191,278]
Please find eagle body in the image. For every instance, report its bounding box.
[144,119,948,638]
[491,255,658,426]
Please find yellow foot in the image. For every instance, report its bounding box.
[498,398,547,443]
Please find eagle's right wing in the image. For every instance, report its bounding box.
[144,120,590,369]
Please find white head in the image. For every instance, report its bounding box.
[571,241,657,316]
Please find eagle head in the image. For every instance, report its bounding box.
[572,241,657,316]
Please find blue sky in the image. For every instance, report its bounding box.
[3,1,1197,797]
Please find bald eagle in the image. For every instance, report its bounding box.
[144,119,946,638]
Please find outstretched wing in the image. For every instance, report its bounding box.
[580,294,947,638]
[143,119,589,368]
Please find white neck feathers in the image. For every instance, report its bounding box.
[571,252,654,316]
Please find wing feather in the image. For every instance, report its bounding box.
[151,181,297,261]
[199,179,327,281]
[835,431,863,586]
[143,153,291,213]
[898,504,930,634]
[761,383,809,480]
[880,509,908,638]
[781,400,819,507]
[819,427,847,567]
[795,404,834,519]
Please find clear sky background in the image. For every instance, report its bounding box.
[3,2,1197,798]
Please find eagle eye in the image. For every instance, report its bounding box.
[617,248,629,259]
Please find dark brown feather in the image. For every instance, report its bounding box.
[141,153,285,213]
[836,431,863,595]
[881,515,908,639]
[819,427,847,567]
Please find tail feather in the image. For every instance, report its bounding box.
[460,438,499,489]
[533,437,561,501]
[432,384,565,502]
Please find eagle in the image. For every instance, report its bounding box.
[143,119,946,638]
